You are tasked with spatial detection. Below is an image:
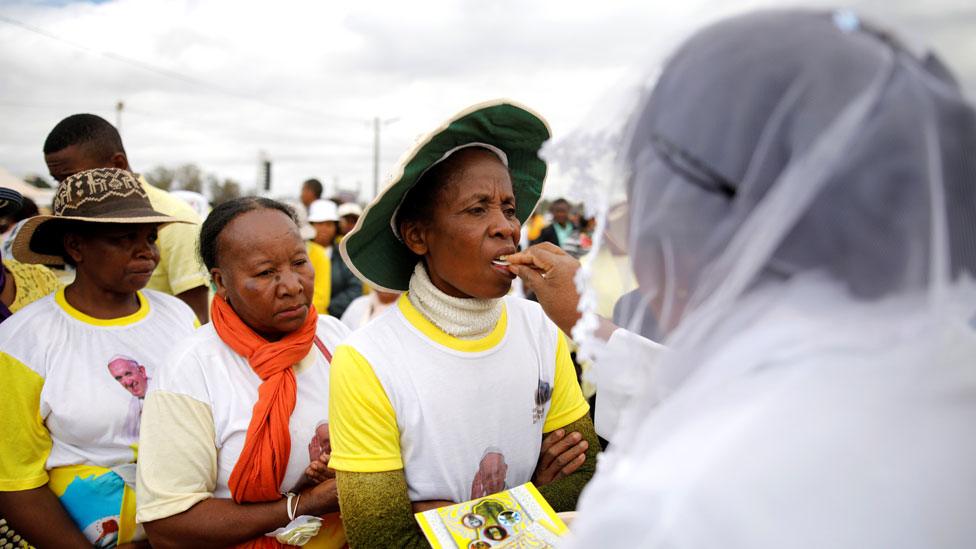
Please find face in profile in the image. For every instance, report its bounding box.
[404,149,520,300]
[45,143,119,183]
[107,356,148,398]
[212,208,315,340]
[300,184,317,208]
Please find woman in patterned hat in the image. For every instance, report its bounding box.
[328,100,600,547]
[0,168,199,548]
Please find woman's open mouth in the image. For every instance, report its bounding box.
[490,252,515,278]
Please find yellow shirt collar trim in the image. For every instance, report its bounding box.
[398,293,507,353]
[55,287,150,327]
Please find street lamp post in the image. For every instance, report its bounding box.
[372,116,400,199]
[115,100,124,134]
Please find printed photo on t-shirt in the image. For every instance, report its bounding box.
[470,448,509,499]
[106,355,149,443]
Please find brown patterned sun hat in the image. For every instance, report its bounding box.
[12,168,186,265]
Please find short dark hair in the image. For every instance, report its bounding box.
[550,198,570,209]
[11,197,39,222]
[43,114,126,161]
[200,197,299,270]
[302,179,324,199]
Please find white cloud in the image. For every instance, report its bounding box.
[1,0,974,203]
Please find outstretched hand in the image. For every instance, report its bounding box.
[506,243,583,334]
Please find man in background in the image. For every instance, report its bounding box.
[43,114,210,323]
[300,178,324,211]
[532,198,578,252]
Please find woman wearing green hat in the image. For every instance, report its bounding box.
[328,100,600,547]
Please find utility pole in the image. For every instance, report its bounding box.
[258,150,271,196]
[372,117,380,199]
[115,100,124,134]
[371,116,400,200]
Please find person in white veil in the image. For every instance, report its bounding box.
[507,9,976,548]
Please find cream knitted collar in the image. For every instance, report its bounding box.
[407,263,502,340]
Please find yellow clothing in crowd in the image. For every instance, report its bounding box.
[307,241,331,314]
[527,213,545,242]
[139,179,209,297]
[581,246,638,319]
[4,259,61,313]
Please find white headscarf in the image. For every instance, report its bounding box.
[560,10,976,548]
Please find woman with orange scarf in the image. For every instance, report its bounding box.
[135,197,349,548]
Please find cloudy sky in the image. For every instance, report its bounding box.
[1,0,974,202]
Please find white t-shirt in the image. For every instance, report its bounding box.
[340,293,397,331]
[329,295,589,503]
[0,288,197,476]
[136,315,350,548]
[339,294,371,330]
[0,288,198,545]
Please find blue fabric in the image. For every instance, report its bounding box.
[59,471,124,547]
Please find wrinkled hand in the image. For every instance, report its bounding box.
[303,422,334,485]
[506,243,582,334]
[304,451,335,485]
[532,429,588,486]
[297,477,340,516]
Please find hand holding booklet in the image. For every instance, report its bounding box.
[414,482,568,548]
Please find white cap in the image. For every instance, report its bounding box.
[168,190,211,220]
[278,197,316,240]
[338,202,363,218]
[308,199,338,223]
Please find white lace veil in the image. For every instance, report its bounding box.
[552,9,976,547]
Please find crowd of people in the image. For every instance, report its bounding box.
[1,8,976,549]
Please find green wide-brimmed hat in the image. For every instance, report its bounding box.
[340,99,551,292]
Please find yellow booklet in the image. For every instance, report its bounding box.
[415,482,568,548]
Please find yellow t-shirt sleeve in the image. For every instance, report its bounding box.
[7,261,61,313]
[155,221,210,296]
[141,180,209,297]
[307,242,331,315]
[136,390,218,523]
[0,352,52,490]
[328,345,403,473]
[542,331,591,433]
